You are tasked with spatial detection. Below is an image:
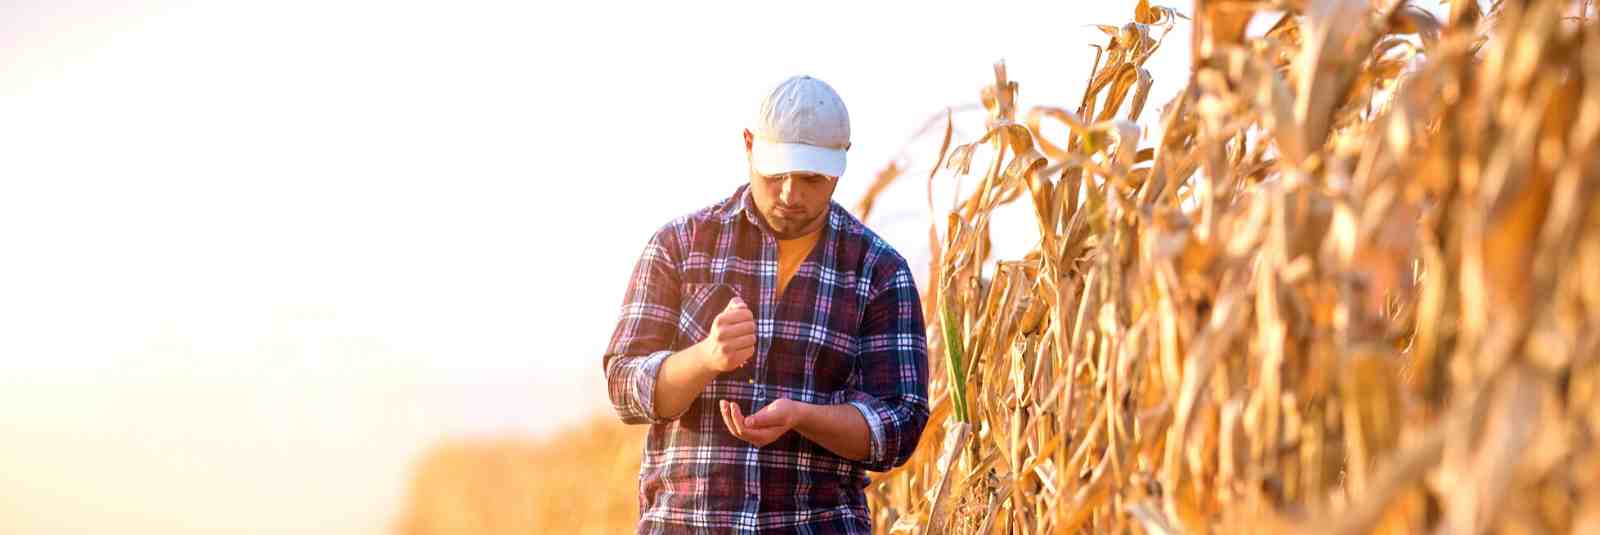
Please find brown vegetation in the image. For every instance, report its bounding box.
[399,1,1600,533]
[857,0,1600,533]
[393,418,645,535]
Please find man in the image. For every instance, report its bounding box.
[602,75,930,534]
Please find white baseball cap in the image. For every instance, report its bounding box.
[748,75,850,179]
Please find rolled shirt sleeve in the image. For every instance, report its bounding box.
[843,259,930,472]
[603,224,687,425]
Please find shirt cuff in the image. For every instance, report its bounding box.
[633,350,680,423]
[845,395,888,467]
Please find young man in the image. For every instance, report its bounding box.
[603,75,930,534]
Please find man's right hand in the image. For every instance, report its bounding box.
[698,296,756,372]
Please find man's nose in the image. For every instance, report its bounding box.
[778,178,799,204]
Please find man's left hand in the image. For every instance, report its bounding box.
[719,398,802,447]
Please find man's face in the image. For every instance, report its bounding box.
[747,166,836,239]
[744,131,839,240]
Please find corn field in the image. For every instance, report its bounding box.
[854,0,1600,533]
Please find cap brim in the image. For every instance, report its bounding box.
[751,141,845,179]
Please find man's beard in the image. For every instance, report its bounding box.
[766,209,821,239]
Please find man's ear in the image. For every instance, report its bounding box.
[743,129,754,153]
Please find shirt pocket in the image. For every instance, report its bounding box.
[678,282,757,385]
[675,282,739,349]
[811,326,858,397]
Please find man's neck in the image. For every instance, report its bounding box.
[779,223,823,242]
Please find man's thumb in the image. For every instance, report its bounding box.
[745,406,776,428]
[727,296,747,310]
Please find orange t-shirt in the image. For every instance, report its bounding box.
[776,229,821,298]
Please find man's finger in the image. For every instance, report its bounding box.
[716,309,754,327]
[745,407,776,429]
[720,400,736,434]
[728,296,747,310]
[722,309,754,324]
[728,402,748,437]
[720,321,756,338]
[718,401,731,434]
[727,334,758,351]
[719,400,741,438]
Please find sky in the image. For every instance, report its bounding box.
[0,1,1192,533]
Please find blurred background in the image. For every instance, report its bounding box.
[0,1,1198,533]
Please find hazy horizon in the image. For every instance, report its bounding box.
[0,1,1192,532]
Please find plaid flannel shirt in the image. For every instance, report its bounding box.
[603,185,930,534]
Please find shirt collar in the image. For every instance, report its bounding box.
[723,184,758,225]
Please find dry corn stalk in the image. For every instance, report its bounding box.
[860,0,1600,533]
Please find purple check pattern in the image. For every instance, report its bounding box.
[603,185,930,534]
